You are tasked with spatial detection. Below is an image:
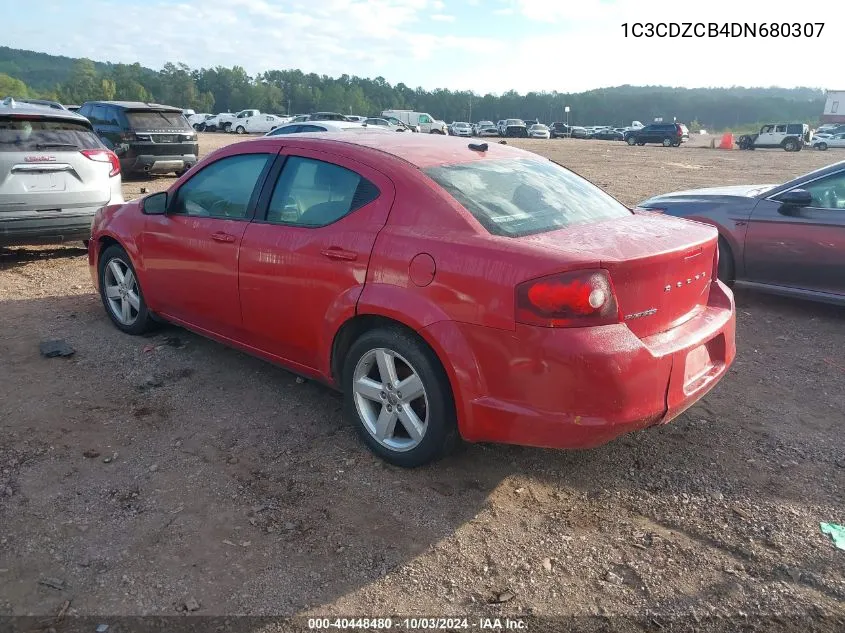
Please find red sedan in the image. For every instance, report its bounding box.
[89,134,736,467]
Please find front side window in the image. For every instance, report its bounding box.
[832,101,839,114]
[172,153,271,219]
[419,115,432,124]
[800,171,845,210]
[425,158,631,238]
[266,156,379,226]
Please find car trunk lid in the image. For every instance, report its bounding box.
[521,214,718,338]
[125,109,195,148]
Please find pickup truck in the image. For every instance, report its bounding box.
[232,113,290,134]
[203,109,263,133]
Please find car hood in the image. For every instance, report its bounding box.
[643,184,778,203]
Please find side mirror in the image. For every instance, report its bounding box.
[142,192,168,215]
[777,189,812,209]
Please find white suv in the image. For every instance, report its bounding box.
[0,98,123,246]
[738,123,810,152]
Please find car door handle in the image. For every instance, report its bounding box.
[321,247,358,261]
[211,231,236,243]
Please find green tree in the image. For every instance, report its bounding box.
[0,72,29,98]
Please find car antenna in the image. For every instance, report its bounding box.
[468,142,488,152]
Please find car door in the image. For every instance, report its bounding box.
[832,133,845,148]
[743,168,845,295]
[418,114,433,133]
[238,148,395,373]
[140,146,277,337]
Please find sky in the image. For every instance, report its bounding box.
[3,0,838,94]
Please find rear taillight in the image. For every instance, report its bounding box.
[81,149,121,177]
[515,269,621,328]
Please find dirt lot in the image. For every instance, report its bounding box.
[1,133,843,628]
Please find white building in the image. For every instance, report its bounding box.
[821,90,845,124]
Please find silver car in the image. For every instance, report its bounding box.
[0,98,123,247]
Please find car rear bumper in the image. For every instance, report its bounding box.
[120,152,198,175]
[0,210,98,246]
[427,280,736,450]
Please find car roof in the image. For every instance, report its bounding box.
[248,132,529,169]
[82,100,182,112]
[286,120,361,129]
[0,97,92,123]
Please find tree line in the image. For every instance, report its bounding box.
[0,47,826,131]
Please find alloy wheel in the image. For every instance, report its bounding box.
[352,348,429,452]
[103,258,140,326]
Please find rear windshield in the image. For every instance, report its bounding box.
[425,158,631,238]
[0,118,104,152]
[125,110,191,130]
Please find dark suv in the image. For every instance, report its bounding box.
[78,101,198,176]
[625,123,684,147]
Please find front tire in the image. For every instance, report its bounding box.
[626,136,637,146]
[98,245,154,335]
[817,142,828,151]
[343,328,458,468]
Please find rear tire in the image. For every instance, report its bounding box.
[716,236,735,285]
[783,139,798,152]
[235,126,246,135]
[342,327,458,468]
[662,137,672,147]
[98,245,155,335]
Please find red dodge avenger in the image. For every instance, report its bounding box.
[89,133,736,467]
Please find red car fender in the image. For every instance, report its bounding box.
[317,284,368,377]
[89,204,147,296]
[355,282,486,439]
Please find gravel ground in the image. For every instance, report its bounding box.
[1,133,843,629]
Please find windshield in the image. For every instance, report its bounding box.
[425,158,631,238]
[0,118,104,151]
[531,125,548,130]
[126,111,191,130]
[506,119,524,126]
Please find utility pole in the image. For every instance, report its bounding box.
[468,94,472,122]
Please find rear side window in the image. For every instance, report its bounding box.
[125,111,191,130]
[268,125,300,135]
[0,118,104,152]
[425,158,631,238]
[298,125,327,133]
[786,124,803,134]
[266,156,379,226]
[172,153,272,219]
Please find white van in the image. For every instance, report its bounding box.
[382,110,448,134]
